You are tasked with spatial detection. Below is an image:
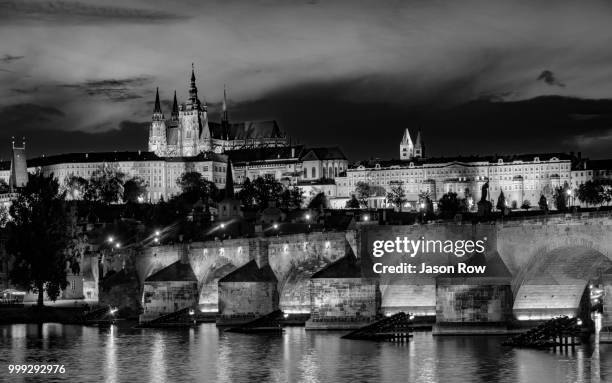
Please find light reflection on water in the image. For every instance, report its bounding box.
[0,323,611,383]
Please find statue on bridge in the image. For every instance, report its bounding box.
[477,181,492,218]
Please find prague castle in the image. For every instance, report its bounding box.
[0,66,348,203]
[148,65,286,157]
[0,66,610,209]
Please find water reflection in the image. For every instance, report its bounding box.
[0,323,611,383]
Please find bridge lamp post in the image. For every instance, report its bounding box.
[305,213,311,232]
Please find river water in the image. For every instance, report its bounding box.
[0,323,611,383]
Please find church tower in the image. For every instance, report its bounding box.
[414,130,424,158]
[218,160,242,220]
[148,87,167,156]
[9,137,28,191]
[399,128,414,160]
[179,64,210,156]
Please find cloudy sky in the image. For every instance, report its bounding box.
[2,0,612,160]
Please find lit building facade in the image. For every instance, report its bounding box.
[148,66,287,157]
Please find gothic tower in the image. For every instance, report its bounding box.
[148,87,167,156]
[400,128,414,160]
[179,64,210,156]
[218,160,242,220]
[414,130,424,158]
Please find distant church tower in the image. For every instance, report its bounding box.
[218,160,242,220]
[414,130,424,158]
[10,137,28,191]
[148,88,167,156]
[400,129,424,160]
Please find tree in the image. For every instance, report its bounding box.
[345,195,360,209]
[123,176,147,203]
[553,185,569,211]
[418,191,433,214]
[577,180,605,207]
[87,164,125,204]
[438,192,463,219]
[0,205,9,227]
[0,179,9,194]
[280,186,305,210]
[355,182,371,208]
[496,191,506,211]
[6,172,74,307]
[64,175,89,200]
[308,192,328,210]
[521,200,531,210]
[177,171,217,204]
[387,184,407,211]
[238,177,256,209]
[252,175,284,208]
[538,194,548,212]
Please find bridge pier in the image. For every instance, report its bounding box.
[217,259,279,326]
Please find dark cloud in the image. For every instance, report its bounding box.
[224,80,612,161]
[10,86,40,95]
[0,54,24,63]
[537,70,565,87]
[0,119,148,160]
[0,0,187,24]
[0,103,65,131]
[59,76,152,102]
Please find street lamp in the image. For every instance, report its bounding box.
[107,236,114,244]
[115,243,121,249]
[155,230,161,236]
[363,215,369,222]
[273,223,279,229]
[305,213,311,221]
[220,223,225,229]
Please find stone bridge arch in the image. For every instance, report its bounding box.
[512,246,612,320]
[497,222,612,278]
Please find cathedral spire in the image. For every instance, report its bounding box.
[188,63,199,108]
[171,90,178,118]
[222,84,229,122]
[154,87,162,114]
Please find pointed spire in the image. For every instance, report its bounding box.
[154,87,162,114]
[224,160,235,199]
[188,63,199,108]
[171,90,178,117]
[222,84,227,112]
[415,130,422,146]
[401,128,413,145]
[222,84,229,123]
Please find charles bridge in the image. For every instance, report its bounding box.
[119,210,612,332]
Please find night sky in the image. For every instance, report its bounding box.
[2,0,612,161]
